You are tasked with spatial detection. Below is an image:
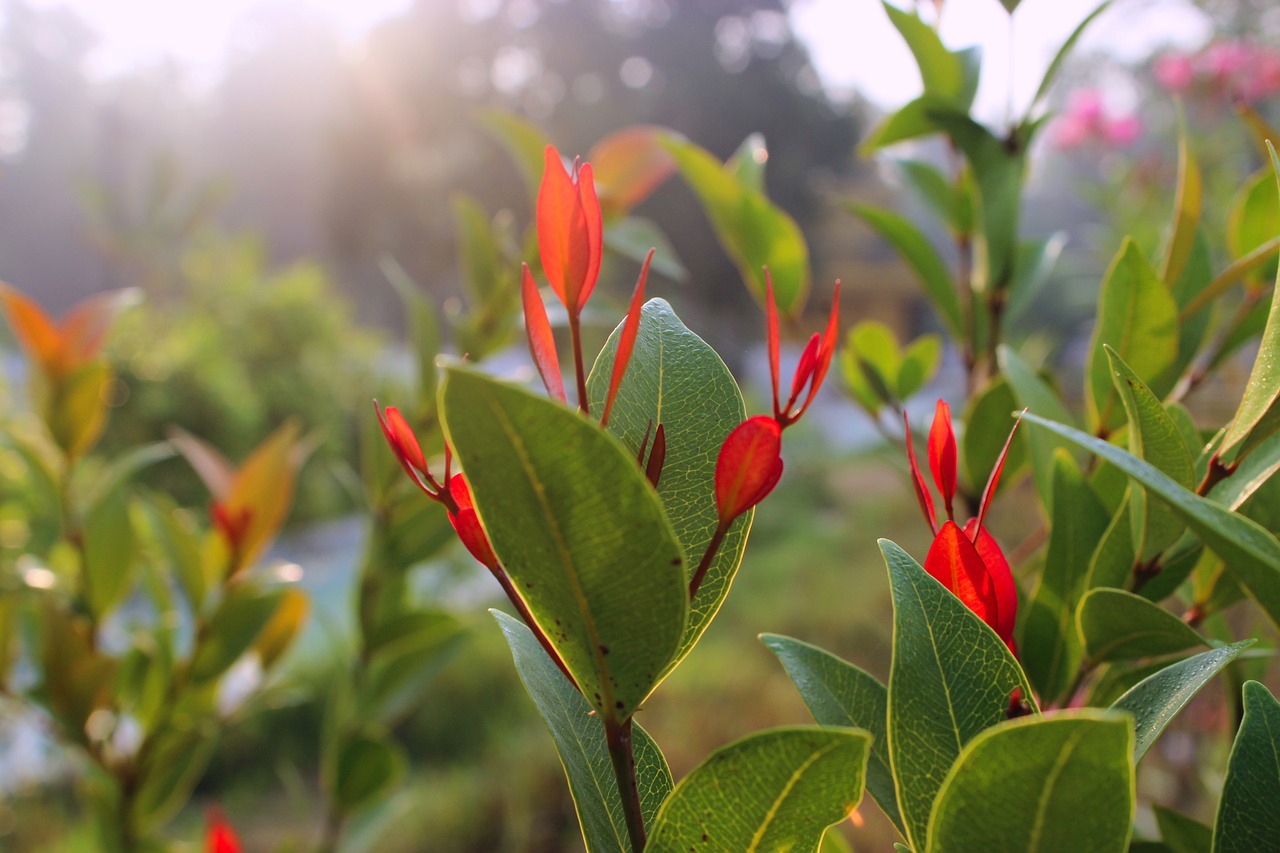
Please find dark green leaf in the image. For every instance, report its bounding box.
[361,610,466,725]
[188,584,284,684]
[1077,589,1207,663]
[962,378,1027,499]
[440,366,687,721]
[883,539,1034,850]
[334,729,407,812]
[998,345,1077,511]
[928,711,1135,853]
[131,729,216,833]
[646,727,871,853]
[896,159,965,233]
[861,96,969,152]
[586,298,746,673]
[760,633,903,833]
[1154,805,1211,853]
[1212,681,1280,851]
[1111,641,1253,761]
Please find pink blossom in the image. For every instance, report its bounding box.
[1103,114,1142,147]
[1154,54,1193,92]
[1201,41,1251,86]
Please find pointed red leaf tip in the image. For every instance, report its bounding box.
[521,264,567,402]
[211,503,253,559]
[974,410,1024,534]
[602,248,652,427]
[924,521,1001,637]
[903,410,938,534]
[536,146,602,316]
[965,518,1018,653]
[446,473,501,572]
[205,807,241,853]
[928,399,958,520]
[770,278,840,428]
[375,402,441,495]
[715,415,784,525]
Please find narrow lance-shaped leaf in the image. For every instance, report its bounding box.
[521,264,567,402]
[440,365,688,721]
[645,727,871,853]
[495,611,671,852]
[927,711,1135,853]
[883,539,1035,851]
[1213,681,1280,852]
[1029,1,1114,114]
[1160,118,1202,288]
[1023,413,1280,632]
[1111,640,1253,761]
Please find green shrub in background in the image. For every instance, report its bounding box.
[105,231,382,522]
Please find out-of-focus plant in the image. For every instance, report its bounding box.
[0,285,310,851]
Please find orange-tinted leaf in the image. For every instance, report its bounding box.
[590,126,677,215]
[0,283,62,374]
[521,264,567,403]
[169,428,234,500]
[447,473,500,570]
[58,289,138,365]
[788,333,820,413]
[253,587,309,669]
[536,147,602,314]
[48,361,112,458]
[715,415,784,524]
[601,248,652,426]
[928,399,957,517]
[924,521,999,633]
[221,421,304,574]
[375,403,428,476]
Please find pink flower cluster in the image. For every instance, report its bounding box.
[1052,89,1142,151]
[1155,40,1280,103]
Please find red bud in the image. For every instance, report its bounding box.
[715,415,784,525]
[928,400,957,520]
[536,146,602,315]
[447,474,501,571]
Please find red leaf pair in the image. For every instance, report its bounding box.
[767,272,840,429]
[537,146,602,317]
[907,400,1021,652]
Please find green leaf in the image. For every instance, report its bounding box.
[1006,234,1067,329]
[841,320,901,411]
[586,298,746,673]
[1087,240,1180,433]
[1077,589,1206,663]
[847,203,962,338]
[1207,430,1280,511]
[131,729,217,833]
[646,727,871,853]
[883,539,1034,850]
[1023,413,1280,632]
[1107,347,1195,561]
[1160,122,1202,288]
[1087,502,1135,591]
[1111,640,1253,761]
[1212,681,1280,852]
[496,610,671,851]
[998,345,1077,511]
[81,482,136,619]
[881,2,972,104]
[927,711,1135,853]
[661,133,808,313]
[360,609,466,725]
[896,159,967,233]
[1020,452,1111,703]
[900,335,943,399]
[1227,170,1280,280]
[861,95,968,152]
[440,366,687,720]
[334,729,407,813]
[188,584,285,684]
[962,378,1027,498]
[760,633,904,833]
[1219,149,1280,463]
[604,216,686,281]
[1169,230,1214,382]
[476,108,552,197]
[1154,805,1211,853]
[1029,2,1114,113]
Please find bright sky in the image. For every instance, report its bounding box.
[33,0,1213,112]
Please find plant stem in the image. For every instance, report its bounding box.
[569,313,590,416]
[490,564,577,687]
[605,717,646,853]
[688,522,729,599]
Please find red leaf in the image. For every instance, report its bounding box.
[766,270,781,420]
[601,248,652,427]
[715,415,784,524]
[205,808,241,853]
[928,399,957,519]
[0,283,63,376]
[975,411,1024,533]
[589,126,677,214]
[578,161,603,311]
[795,279,840,419]
[521,264,567,402]
[646,422,666,489]
[903,410,937,534]
[536,147,601,315]
[447,474,501,571]
[966,519,1018,653]
[375,402,428,480]
[924,521,1000,634]
[786,333,820,414]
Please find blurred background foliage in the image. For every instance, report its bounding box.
[0,0,1278,850]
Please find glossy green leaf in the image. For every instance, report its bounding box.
[1169,230,1214,384]
[661,133,808,313]
[841,321,900,411]
[496,610,671,851]
[883,539,1034,850]
[586,298,746,673]
[1160,123,1202,288]
[646,727,871,853]
[1023,413,1280,631]
[1087,240,1179,433]
[1021,452,1110,703]
[999,345,1077,511]
[1219,149,1280,463]
[1213,681,1280,852]
[847,204,962,338]
[1111,640,1253,761]
[900,335,943,399]
[1154,806,1211,853]
[440,366,687,720]
[928,711,1134,853]
[1207,430,1280,511]
[188,584,285,684]
[1087,502,1135,591]
[963,378,1027,498]
[334,729,407,812]
[1107,347,1195,561]
[1077,589,1206,663]
[760,633,903,833]
[1029,2,1114,113]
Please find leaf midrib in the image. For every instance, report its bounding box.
[746,740,842,852]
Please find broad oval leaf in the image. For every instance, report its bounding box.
[1111,640,1253,761]
[495,610,671,852]
[1212,681,1280,852]
[1077,589,1206,664]
[760,633,904,833]
[927,711,1135,853]
[1023,413,1280,632]
[440,365,687,720]
[883,539,1035,850]
[646,726,871,853]
[586,298,747,673]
